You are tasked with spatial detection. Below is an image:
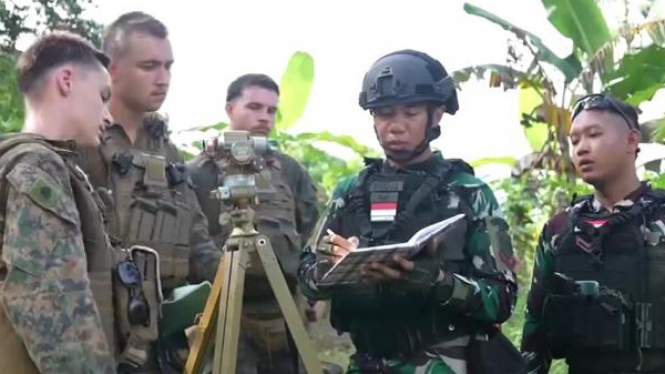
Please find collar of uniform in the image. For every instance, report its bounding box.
[381,151,443,174]
[588,181,650,213]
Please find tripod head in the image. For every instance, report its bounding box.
[206,130,277,250]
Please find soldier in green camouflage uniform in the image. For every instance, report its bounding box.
[186,74,337,374]
[0,32,116,374]
[298,50,520,374]
[76,12,221,372]
[521,95,665,374]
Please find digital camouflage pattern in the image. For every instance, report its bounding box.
[0,139,116,374]
[521,183,664,374]
[299,153,519,374]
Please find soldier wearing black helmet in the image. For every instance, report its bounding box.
[297,50,520,374]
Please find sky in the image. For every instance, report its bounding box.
[19,0,665,178]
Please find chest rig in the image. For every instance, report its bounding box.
[100,118,193,289]
[330,157,476,358]
[344,157,473,247]
[544,187,665,372]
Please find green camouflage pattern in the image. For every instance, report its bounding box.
[299,153,519,373]
[78,116,222,285]
[0,141,116,374]
[520,185,664,374]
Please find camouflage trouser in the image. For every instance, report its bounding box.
[347,338,468,374]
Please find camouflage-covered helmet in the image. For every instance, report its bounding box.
[358,49,459,114]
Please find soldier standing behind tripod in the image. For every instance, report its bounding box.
[77,11,222,373]
[187,73,336,374]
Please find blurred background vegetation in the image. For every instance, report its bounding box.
[4,1,665,372]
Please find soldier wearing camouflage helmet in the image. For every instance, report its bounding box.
[0,31,116,374]
[298,50,521,374]
[76,11,222,372]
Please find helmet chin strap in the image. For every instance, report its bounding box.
[375,107,437,164]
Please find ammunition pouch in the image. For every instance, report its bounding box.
[347,314,470,358]
[543,290,632,358]
[114,245,163,370]
[126,196,192,287]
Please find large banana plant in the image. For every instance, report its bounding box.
[456,0,665,176]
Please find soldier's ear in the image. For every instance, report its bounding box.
[432,105,445,125]
[225,101,234,118]
[55,65,74,97]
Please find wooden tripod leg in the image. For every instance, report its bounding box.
[212,247,249,374]
[184,248,233,374]
[254,235,323,374]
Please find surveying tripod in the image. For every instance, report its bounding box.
[184,131,323,374]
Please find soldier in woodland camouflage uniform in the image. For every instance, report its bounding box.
[77,12,221,372]
[187,74,335,374]
[521,94,665,374]
[298,50,521,374]
[0,31,116,374]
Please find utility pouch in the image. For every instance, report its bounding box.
[113,245,163,370]
[543,292,631,358]
[126,196,192,282]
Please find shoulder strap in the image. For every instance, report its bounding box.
[447,158,475,176]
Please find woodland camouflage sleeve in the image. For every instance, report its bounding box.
[187,186,223,284]
[443,176,519,324]
[0,153,116,374]
[521,223,557,374]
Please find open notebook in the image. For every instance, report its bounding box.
[317,213,466,286]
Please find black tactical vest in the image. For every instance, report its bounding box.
[329,157,476,358]
[544,188,665,373]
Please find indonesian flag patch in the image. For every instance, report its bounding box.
[585,219,608,228]
[370,191,399,222]
[371,201,398,222]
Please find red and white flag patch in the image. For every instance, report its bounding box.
[371,201,397,222]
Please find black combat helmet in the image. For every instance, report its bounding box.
[358,49,459,115]
[359,50,459,161]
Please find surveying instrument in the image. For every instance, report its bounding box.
[184,131,323,374]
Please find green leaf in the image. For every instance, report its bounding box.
[603,45,665,106]
[291,131,380,157]
[463,2,582,82]
[275,51,315,131]
[470,157,518,168]
[177,121,228,134]
[524,122,549,152]
[541,0,611,56]
[452,64,538,90]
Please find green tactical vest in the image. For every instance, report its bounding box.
[329,156,476,358]
[544,187,665,373]
[188,149,302,301]
[0,134,117,371]
[95,115,195,290]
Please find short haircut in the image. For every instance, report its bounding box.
[15,30,109,95]
[226,73,279,102]
[102,11,168,59]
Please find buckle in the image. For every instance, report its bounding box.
[635,302,653,349]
